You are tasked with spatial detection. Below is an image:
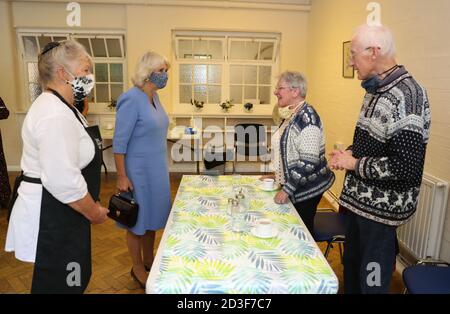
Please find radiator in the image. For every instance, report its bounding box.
[398,173,449,262]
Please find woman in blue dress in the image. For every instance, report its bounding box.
[113,51,171,288]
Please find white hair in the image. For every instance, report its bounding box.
[38,40,92,89]
[132,51,170,87]
[278,71,308,98]
[352,24,396,58]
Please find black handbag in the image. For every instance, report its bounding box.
[107,193,139,228]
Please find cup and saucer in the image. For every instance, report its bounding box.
[250,218,278,238]
[258,178,280,192]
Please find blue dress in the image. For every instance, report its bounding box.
[113,87,171,235]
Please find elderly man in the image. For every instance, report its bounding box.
[329,24,431,293]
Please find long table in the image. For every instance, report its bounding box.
[146,175,338,294]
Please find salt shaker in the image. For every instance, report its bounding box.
[230,198,245,232]
[235,189,248,213]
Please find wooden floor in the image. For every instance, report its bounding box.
[0,172,404,294]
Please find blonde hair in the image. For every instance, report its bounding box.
[38,39,93,89]
[132,51,170,87]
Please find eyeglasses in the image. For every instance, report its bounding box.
[274,85,291,92]
[349,46,380,62]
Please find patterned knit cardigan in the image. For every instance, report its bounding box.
[339,66,431,226]
[280,103,335,203]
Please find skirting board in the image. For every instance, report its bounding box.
[6,165,21,172]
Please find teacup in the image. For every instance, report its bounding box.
[262,178,274,190]
[255,218,273,236]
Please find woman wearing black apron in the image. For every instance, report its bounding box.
[5,41,109,293]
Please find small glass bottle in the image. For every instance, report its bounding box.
[227,198,235,216]
[230,198,245,232]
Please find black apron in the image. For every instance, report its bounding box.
[29,90,102,294]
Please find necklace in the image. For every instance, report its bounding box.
[379,64,399,79]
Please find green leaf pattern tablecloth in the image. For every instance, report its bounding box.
[147,175,338,294]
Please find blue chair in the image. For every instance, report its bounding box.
[313,211,346,263]
[403,260,450,294]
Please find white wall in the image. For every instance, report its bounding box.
[307,0,450,262]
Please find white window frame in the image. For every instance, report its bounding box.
[176,36,227,105]
[172,30,280,107]
[174,36,226,61]
[17,29,127,109]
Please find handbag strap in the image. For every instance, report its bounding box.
[116,191,136,204]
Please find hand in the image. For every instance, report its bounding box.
[328,149,343,170]
[259,174,275,181]
[90,202,109,224]
[328,149,342,159]
[329,150,357,171]
[274,190,290,204]
[116,175,133,193]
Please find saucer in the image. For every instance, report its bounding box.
[250,227,278,239]
[257,183,281,192]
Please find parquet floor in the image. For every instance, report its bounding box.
[0,172,404,294]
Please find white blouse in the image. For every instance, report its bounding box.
[5,92,95,262]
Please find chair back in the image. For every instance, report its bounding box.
[234,123,267,157]
[403,261,450,294]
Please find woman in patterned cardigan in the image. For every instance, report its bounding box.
[262,71,335,233]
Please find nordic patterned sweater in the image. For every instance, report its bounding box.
[339,66,431,226]
[280,103,335,203]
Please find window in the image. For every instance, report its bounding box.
[173,31,279,106]
[18,31,126,106]
[176,37,225,105]
[179,64,223,104]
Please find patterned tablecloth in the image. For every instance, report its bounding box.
[146,175,338,294]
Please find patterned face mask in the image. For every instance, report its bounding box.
[65,70,95,102]
[149,71,168,89]
[278,106,295,119]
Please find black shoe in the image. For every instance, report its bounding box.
[144,262,153,272]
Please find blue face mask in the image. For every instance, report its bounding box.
[361,65,399,94]
[361,75,381,94]
[149,71,168,89]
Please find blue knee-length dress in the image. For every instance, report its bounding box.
[113,87,171,235]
